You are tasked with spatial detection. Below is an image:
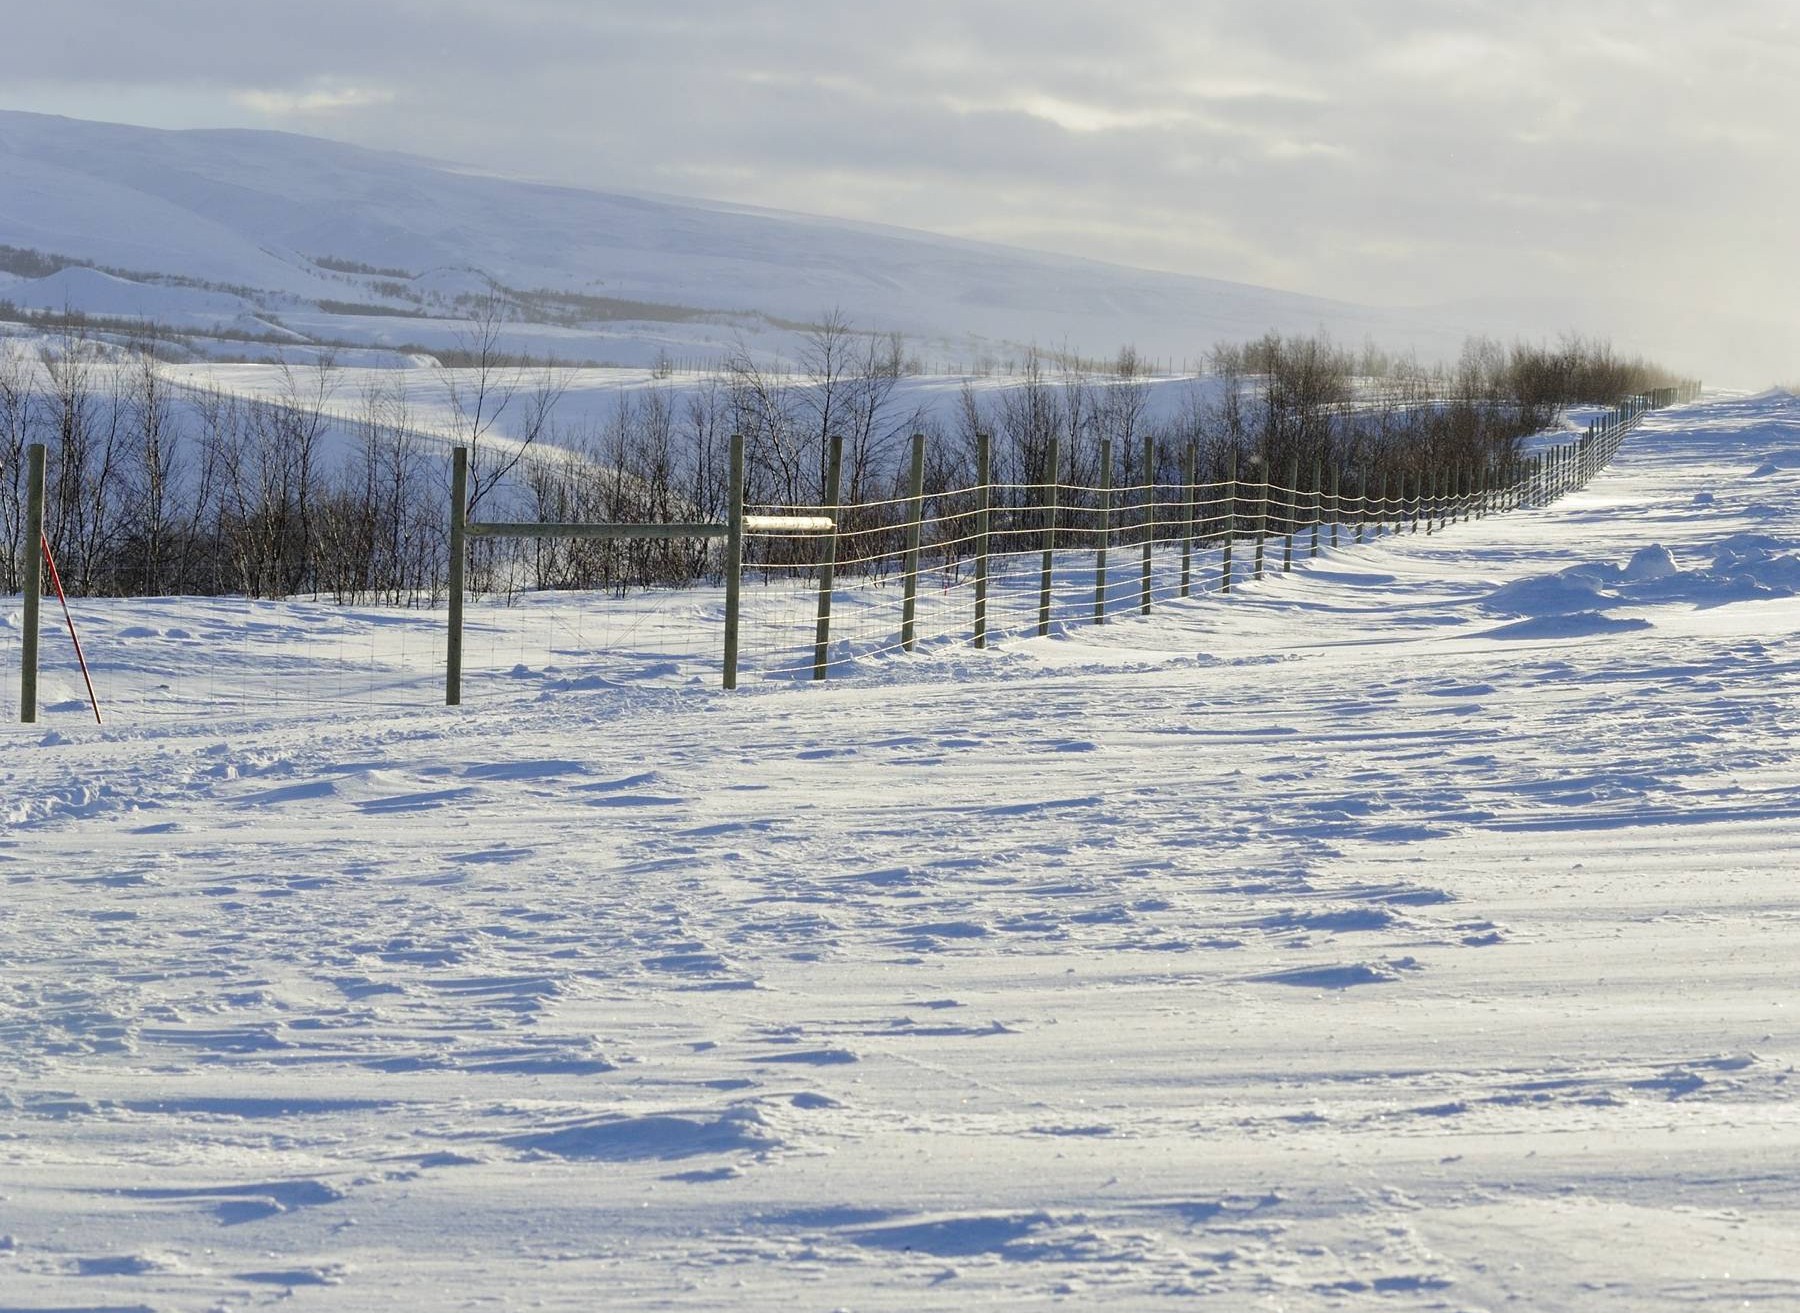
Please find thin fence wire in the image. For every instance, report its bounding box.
[5,390,1679,724]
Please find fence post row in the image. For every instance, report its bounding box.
[1095,438,1113,625]
[973,432,991,650]
[418,388,1693,704]
[900,432,926,653]
[812,433,844,679]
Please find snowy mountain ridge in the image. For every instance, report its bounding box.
[0,109,1469,367]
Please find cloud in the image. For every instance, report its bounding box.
[0,0,1796,378]
[233,84,396,115]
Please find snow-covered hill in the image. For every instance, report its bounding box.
[0,110,1469,366]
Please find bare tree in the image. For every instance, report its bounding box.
[0,344,32,592]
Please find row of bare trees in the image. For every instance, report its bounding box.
[1,317,1693,603]
[0,305,566,603]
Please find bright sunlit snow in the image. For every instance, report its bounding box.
[3,391,1798,1308]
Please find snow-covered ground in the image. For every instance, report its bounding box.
[2,391,1798,1310]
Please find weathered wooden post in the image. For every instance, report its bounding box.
[722,432,745,688]
[1309,459,1322,558]
[1038,436,1059,636]
[811,433,844,679]
[446,445,468,706]
[1180,441,1196,596]
[19,443,44,724]
[1094,438,1113,624]
[1282,456,1298,571]
[1375,471,1388,537]
[1221,447,1237,593]
[1355,469,1367,544]
[973,432,991,650]
[1252,457,1267,580]
[1140,433,1154,615]
[900,431,926,652]
[1329,465,1341,549]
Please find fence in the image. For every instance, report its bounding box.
[10,385,1697,722]
[438,385,1687,701]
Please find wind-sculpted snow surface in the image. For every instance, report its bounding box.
[2,393,1799,1309]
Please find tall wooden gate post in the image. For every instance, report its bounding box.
[1094,438,1113,624]
[19,443,44,724]
[811,434,844,679]
[722,433,745,688]
[446,446,468,707]
[899,432,926,652]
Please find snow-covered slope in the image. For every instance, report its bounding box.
[0,110,1466,362]
[3,395,1798,1309]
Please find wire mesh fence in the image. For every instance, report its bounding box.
[7,385,1693,725]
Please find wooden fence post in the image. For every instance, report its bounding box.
[1355,469,1367,544]
[1221,447,1237,593]
[1252,457,1267,580]
[973,432,991,649]
[1328,464,1340,549]
[1309,459,1321,558]
[811,433,843,679]
[1140,434,1154,615]
[1282,457,1298,571]
[722,432,745,688]
[446,445,467,707]
[1180,441,1196,596]
[1038,436,1059,636]
[900,431,926,652]
[1094,438,1113,624]
[1375,471,1388,537]
[19,443,44,724]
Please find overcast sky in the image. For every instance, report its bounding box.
[3,0,1796,376]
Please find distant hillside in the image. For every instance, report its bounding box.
[0,109,1472,366]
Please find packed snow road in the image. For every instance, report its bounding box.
[2,392,1798,1310]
